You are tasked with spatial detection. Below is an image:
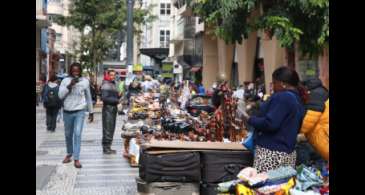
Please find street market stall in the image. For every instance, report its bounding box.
[119,79,329,195]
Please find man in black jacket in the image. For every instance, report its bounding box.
[101,70,120,154]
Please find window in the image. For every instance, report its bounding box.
[160,3,171,15]
[160,30,170,48]
[167,4,171,15]
[160,3,165,15]
[56,33,62,46]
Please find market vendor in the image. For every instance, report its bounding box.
[101,69,120,154]
[241,66,306,173]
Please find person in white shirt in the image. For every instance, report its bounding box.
[233,84,245,100]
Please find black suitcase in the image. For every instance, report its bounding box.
[136,177,199,195]
[200,150,254,183]
[139,151,201,182]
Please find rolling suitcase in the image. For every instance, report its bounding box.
[139,151,201,182]
[200,150,253,183]
[136,177,199,195]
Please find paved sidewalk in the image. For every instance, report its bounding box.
[36,106,137,195]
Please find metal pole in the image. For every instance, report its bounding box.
[126,0,134,79]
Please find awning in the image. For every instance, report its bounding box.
[139,48,169,61]
[191,66,201,72]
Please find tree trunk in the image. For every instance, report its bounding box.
[92,29,98,86]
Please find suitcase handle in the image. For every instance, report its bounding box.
[224,164,246,174]
[161,176,186,182]
[156,184,181,191]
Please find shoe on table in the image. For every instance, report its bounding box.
[74,160,82,168]
[62,154,72,164]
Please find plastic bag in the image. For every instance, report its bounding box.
[295,165,323,191]
[243,130,255,152]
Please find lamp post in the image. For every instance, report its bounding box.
[126,0,134,82]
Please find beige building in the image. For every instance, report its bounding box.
[170,0,202,83]
[48,0,81,74]
[170,2,329,92]
[36,0,50,82]
[138,0,172,68]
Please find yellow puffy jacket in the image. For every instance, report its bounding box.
[300,100,329,161]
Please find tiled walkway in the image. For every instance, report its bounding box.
[36,106,137,195]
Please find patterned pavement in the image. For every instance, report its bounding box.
[36,106,138,195]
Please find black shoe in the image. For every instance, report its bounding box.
[103,148,117,154]
[74,160,82,168]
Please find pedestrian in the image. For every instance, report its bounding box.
[233,84,245,100]
[127,78,142,98]
[37,78,45,106]
[299,78,329,161]
[117,76,126,96]
[58,62,94,168]
[101,69,120,154]
[56,76,64,123]
[196,81,206,96]
[142,75,154,92]
[42,74,62,132]
[89,76,98,106]
[241,66,306,173]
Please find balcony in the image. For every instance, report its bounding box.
[170,16,195,43]
[195,17,204,34]
[173,0,193,17]
[48,1,64,16]
[36,0,47,17]
[171,18,184,43]
[36,0,49,28]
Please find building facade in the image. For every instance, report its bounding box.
[48,0,81,75]
[139,0,172,68]
[170,0,202,84]
[169,2,329,92]
[36,0,50,82]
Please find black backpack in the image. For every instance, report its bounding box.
[45,86,61,108]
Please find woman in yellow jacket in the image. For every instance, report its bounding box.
[300,98,329,161]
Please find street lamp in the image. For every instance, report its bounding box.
[126,0,134,83]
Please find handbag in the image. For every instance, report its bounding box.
[243,128,255,153]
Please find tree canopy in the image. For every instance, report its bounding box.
[55,0,156,74]
[193,0,329,57]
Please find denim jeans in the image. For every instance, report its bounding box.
[63,110,86,160]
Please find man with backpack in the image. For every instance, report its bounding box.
[42,74,62,132]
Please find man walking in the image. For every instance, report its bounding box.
[101,70,120,154]
[58,62,94,168]
[42,74,62,132]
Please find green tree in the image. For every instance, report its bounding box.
[193,0,329,57]
[55,0,156,79]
